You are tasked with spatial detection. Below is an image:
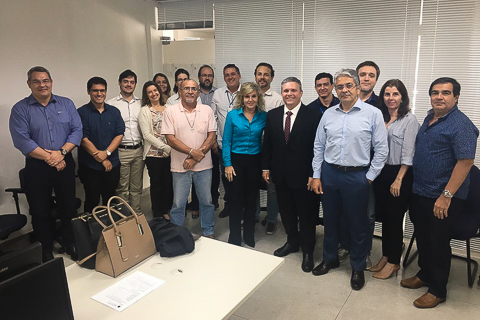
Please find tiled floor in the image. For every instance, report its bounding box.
[3,189,480,319]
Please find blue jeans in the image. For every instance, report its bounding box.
[171,169,215,236]
[255,181,279,224]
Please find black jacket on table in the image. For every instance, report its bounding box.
[262,104,321,189]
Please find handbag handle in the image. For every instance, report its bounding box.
[106,196,142,236]
[91,205,128,228]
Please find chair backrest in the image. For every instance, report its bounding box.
[18,168,27,192]
[451,165,480,240]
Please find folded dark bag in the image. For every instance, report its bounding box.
[148,217,195,257]
[72,204,131,269]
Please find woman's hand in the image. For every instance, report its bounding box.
[390,179,402,197]
[225,166,236,182]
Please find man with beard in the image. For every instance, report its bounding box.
[311,68,388,290]
[189,65,220,216]
[254,62,283,235]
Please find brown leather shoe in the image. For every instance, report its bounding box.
[413,292,446,308]
[400,276,428,289]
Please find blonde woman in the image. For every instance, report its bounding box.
[223,82,267,247]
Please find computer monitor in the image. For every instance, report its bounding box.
[0,257,74,320]
[0,242,42,282]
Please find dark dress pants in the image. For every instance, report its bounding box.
[409,193,464,299]
[227,153,262,246]
[78,163,120,214]
[373,165,413,264]
[25,154,77,253]
[190,149,221,210]
[275,178,317,254]
[145,157,173,217]
[321,162,370,271]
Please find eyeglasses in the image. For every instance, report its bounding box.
[183,87,199,92]
[200,74,214,78]
[31,79,51,86]
[335,83,356,91]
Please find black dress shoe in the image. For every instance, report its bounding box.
[274,242,299,257]
[42,252,54,263]
[302,253,314,272]
[66,245,78,261]
[351,270,365,291]
[312,260,340,276]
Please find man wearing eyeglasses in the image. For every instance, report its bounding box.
[162,80,217,238]
[211,64,242,218]
[188,65,220,217]
[9,66,83,262]
[310,69,388,291]
[77,77,125,214]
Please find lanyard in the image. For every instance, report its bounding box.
[226,91,238,109]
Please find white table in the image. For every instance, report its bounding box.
[66,237,284,319]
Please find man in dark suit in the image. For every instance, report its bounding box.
[262,77,321,272]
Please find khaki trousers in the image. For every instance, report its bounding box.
[116,147,145,213]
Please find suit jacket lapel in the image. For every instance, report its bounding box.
[274,107,287,146]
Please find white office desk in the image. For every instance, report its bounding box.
[66,237,284,320]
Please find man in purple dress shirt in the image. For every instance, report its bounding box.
[9,66,83,262]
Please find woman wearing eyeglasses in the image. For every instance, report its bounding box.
[139,81,173,221]
[223,82,267,247]
[153,73,172,105]
[371,79,419,279]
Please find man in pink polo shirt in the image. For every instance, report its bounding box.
[162,79,217,237]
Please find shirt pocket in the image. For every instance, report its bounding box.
[57,111,70,123]
[392,130,404,145]
[197,120,208,134]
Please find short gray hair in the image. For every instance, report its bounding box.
[281,77,302,91]
[334,69,359,87]
[27,66,52,81]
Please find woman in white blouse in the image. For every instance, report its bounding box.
[139,81,173,221]
[371,79,420,279]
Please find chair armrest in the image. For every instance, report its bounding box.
[5,187,25,194]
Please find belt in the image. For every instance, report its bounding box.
[119,143,142,150]
[330,163,368,172]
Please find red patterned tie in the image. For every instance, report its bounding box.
[284,111,293,143]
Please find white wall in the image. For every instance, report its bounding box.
[0,0,162,236]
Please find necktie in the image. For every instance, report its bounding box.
[284,111,293,143]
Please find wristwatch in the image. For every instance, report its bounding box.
[106,149,111,157]
[60,148,68,156]
[442,190,453,198]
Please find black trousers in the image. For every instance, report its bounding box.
[78,163,121,214]
[145,156,173,217]
[189,150,220,210]
[25,154,77,253]
[227,153,262,246]
[409,193,464,298]
[373,165,413,264]
[275,179,317,254]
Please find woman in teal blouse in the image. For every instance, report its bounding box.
[223,82,267,247]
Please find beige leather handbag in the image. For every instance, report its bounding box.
[93,196,156,278]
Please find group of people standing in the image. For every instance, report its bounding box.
[9,60,478,309]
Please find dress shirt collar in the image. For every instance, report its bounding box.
[284,102,301,115]
[28,93,57,105]
[178,101,200,113]
[114,93,140,103]
[426,104,458,119]
[201,86,216,94]
[225,84,240,94]
[87,101,110,113]
[264,88,274,97]
[335,98,363,113]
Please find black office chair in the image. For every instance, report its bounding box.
[3,169,81,253]
[1,171,28,241]
[403,165,480,287]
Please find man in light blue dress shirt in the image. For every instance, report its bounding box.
[310,69,388,291]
